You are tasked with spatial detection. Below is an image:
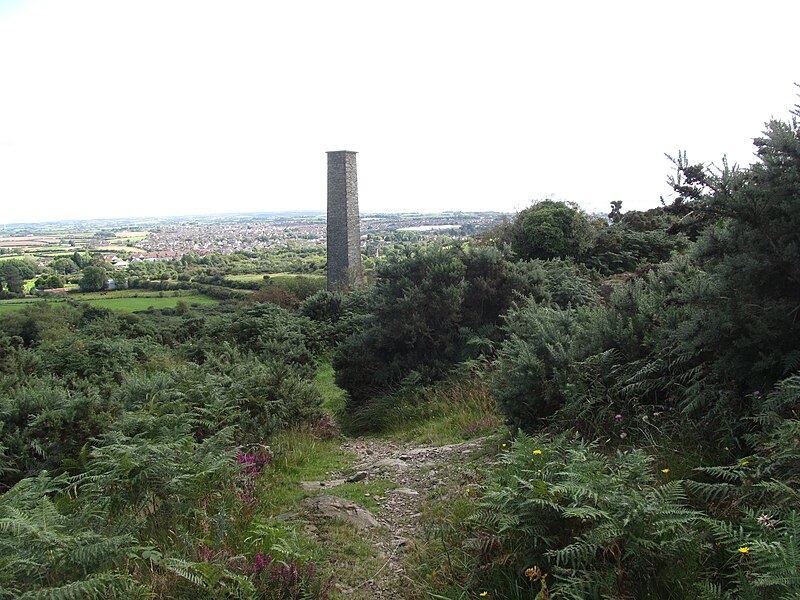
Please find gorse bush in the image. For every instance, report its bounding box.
[511,200,596,262]
[493,300,586,427]
[334,244,502,410]
[468,103,800,599]
[334,244,598,421]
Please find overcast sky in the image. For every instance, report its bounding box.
[1,0,798,224]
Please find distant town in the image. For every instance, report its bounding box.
[0,211,510,266]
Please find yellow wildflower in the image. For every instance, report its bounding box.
[741,460,750,466]
[533,449,542,455]
[661,468,670,474]
[502,443,507,447]
[479,592,488,597]
[738,546,750,554]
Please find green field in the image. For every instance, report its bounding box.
[81,295,217,311]
[226,272,325,283]
[0,292,217,314]
[0,299,41,314]
[67,290,174,300]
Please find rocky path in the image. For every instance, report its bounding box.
[300,436,489,599]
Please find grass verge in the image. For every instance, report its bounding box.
[344,376,504,446]
[315,359,346,415]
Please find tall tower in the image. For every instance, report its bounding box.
[326,150,362,290]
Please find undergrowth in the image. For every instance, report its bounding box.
[342,374,503,445]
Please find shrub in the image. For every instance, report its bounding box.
[334,245,548,413]
[493,300,586,427]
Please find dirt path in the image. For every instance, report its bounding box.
[301,436,489,599]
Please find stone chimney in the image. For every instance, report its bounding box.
[326,150,362,290]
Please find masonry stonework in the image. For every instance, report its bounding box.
[326,150,362,290]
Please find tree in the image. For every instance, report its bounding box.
[79,266,107,292]
[668,110,800,390]
[609,200,623,224]
[72,251,88,268]
[0,260,36,294]
[512,200,595,261]
[34,274,63,290]
[51,257,79,274]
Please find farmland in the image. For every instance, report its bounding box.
[0,290,217,313]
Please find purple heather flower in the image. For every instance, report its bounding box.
[754,390,762,398]
[615,414,622,421]
[253,552,268,573]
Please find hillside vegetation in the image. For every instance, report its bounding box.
[325,103,800,599]
[2,103,800,599]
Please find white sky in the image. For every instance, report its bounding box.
[0,0,798,224]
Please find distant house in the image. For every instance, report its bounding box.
[106,279,117,291]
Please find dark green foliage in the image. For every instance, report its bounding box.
[83,422,236,536]
[493,256,743,440]
[491,199,684,276]
[44,336,152,383]
[585,225,687,275]
[50,257,80,275]
[619,205,676,232]
[0,301,325,487]
[494,300,586,426]
[512,200,596,261]
[299,290,344,323]
[0,379,117,482]
[495,115,800,434]
[334,245,467,408]
[537,259,599,306]
[190,302,320,375]
[80,266,108,292]
[270,275,326,301]
[334,245,547,413]
[478,103,800,599]
[0,302,83,347]
[34,274,64,290]
[0,472,146,599]
[680,123,800,390]
[0,259,36,295]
